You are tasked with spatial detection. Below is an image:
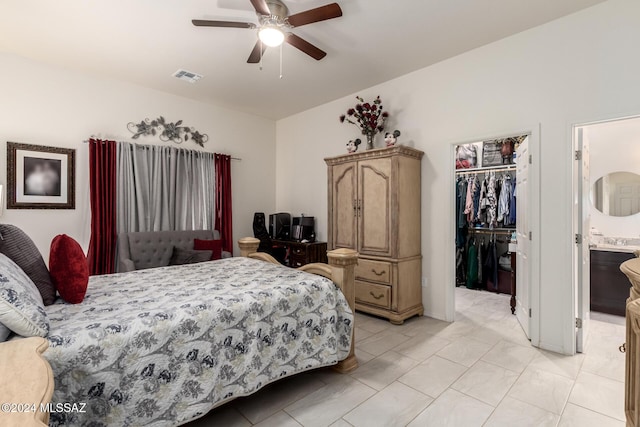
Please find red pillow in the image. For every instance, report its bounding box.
[193,239,222,260]
[49,234,89,304]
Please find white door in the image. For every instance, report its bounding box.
[575,128,591,353]
[515,137,530,338]
[613,181,640,216]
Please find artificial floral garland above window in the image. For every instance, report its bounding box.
[127,116,208,147]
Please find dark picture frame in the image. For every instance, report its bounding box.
[7,142,75,209]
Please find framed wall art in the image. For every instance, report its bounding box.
[6,142,75,209]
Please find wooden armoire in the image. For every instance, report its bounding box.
[325,145,424,324]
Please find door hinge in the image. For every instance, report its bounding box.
[575,150,582,161]
[529,231,532,240]
[529,308,532,317]
[576,318,583,328]
[575,234,582,244]
[529,154,532,164]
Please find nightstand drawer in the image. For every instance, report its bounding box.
[290,255,306,268]
[356,281,391,309]
[356,259,392,284]
[290,246,308,257]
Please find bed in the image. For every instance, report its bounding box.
[32,238,357,426]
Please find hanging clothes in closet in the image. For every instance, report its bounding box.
[454,169,517,289]
[456,176,468,248]
[484,234,499,291]
[486,172,498,229]
[466,237,478,289]
[498,174,514,226]
[456,175,468,286]
[509,180,517,225]
[464,175,477,223]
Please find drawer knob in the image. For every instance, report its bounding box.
[369,291,384,300]
[371,269,386,276]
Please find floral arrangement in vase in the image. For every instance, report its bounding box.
[339,95,389,150]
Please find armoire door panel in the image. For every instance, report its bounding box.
[332,163,357,249]
[358,159,392,256]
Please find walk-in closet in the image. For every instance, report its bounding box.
[454,135,528,315]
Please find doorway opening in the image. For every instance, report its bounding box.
[448,128,541,348]
[573,115,640,353]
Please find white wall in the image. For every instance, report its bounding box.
[0,53,276,261]
[276,0,640,354]
[585,117,640,238]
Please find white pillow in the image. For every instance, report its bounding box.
[0,253,49,337]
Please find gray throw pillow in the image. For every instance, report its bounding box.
[169,247,213,266]
[0,224,56,305]
[0,322,11,342]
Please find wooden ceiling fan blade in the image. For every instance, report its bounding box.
[287,3,342,27]
[247,40,268,63]
[250,0,271,16]
[192,19,254,29]
[286,33,326,60]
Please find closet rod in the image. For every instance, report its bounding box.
[456,166,515,175]
[468,228,514,235]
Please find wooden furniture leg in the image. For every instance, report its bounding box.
[621,257,640,426]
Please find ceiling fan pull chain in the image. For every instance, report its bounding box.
[279,43,283,79]
[259,39,263,71]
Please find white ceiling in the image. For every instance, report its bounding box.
[0,0,605,120]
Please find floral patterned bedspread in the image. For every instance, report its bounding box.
[42,257,353,426]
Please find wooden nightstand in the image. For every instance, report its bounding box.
[272,239,328,268]
[0,337,54,427]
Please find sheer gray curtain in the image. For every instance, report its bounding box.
[116,142,215,233]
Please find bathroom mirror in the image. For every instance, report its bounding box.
[591,171,640,216]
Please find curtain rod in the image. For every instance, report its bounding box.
[82,138,241,160]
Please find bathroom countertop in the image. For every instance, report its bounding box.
[590,243,640,254]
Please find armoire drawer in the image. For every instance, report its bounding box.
[356,259,392,284]
[356,281,391,309]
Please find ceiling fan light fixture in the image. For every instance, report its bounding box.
[258,26,285,47]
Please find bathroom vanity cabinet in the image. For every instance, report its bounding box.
[590,248,636,316]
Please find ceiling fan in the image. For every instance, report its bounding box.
[192,0,342,63]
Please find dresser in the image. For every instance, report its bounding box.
[272,239,328,268]
[325,145,424,324]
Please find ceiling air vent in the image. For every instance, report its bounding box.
[172,69,203,83]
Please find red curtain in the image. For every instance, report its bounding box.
[87,139,117,275]
[214,154,233,253]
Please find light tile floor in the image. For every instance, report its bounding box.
[186,288,626,426]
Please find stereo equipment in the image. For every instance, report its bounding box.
[268,212,291,240]
[291,216,315,242]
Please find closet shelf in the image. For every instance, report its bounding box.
[455,164,516,174]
